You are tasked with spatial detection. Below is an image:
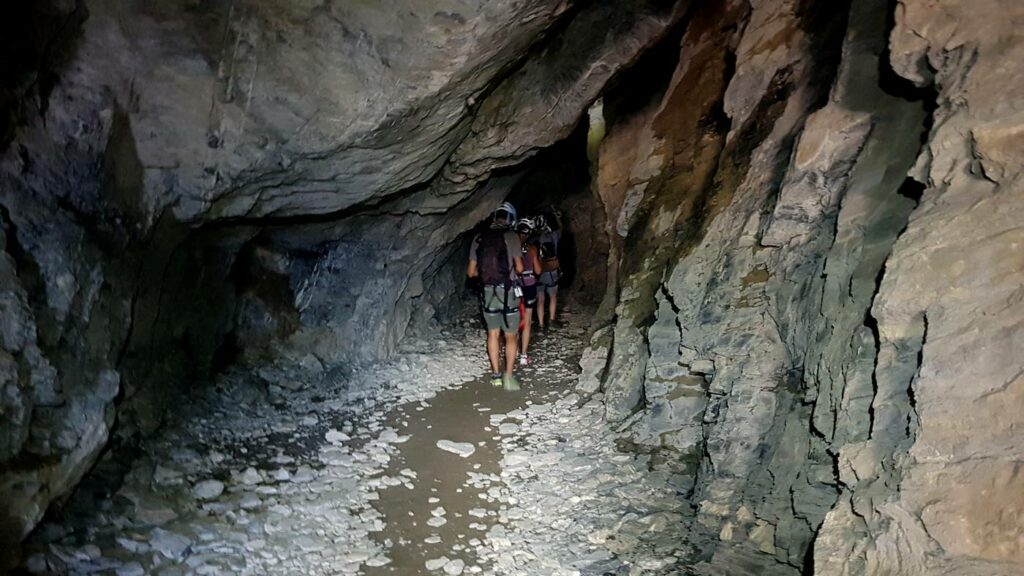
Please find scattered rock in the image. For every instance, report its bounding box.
[152,466,184,487]
[115,538,149,554]
[190,480,224,501]
[325,429,350,444]
[236,467,262,485]
[290,466,315,484]
[149,528,191,560]
[425,556,450,571]
[443,558,465,575]
[427,516,448,528]
[115,562,145,576]
[436,440,476,458]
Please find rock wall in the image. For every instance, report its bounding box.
[585,0,1024,574]
[816,1,1024,574]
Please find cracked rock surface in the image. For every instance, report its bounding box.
[586,0,1024,573]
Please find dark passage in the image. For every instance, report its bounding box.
[504,121,602,305]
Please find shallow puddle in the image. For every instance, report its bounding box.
[366,321,582,575]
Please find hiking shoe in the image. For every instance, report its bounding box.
[519,354,531,366]
[502,374,521,391]
[490,373,503,387]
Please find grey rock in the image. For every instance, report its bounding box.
[235,467,262,486]
[443,558,465,575]
[581,0,1023,573]
[425,557,449,571]
[436,440,475,458]
[290,466,315,484]
[150,528,191,560]
[191,480,225,501]
[602,321,648,422]
[115,562,145,576]
[688,360,715,376]
[577,327,612,395]
[152,466,184,488]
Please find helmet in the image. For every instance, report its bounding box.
[494,201,517,224]
[514,217,535,235]
[534,213,549,232]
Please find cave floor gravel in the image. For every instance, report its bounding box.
[22,309,716,575]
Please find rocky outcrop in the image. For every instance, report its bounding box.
[584,0,1023,573]
[815,1,1024,574]
[595,0,857,567]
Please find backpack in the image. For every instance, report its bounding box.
[476,229,510,285]
[539,232,558,262]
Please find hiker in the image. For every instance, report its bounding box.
[535,210,562,329]
[514,217,543,366]
[467,202,525,388]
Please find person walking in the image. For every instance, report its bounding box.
[514,217,542,366]
[467,202,525,388]
[535,210,562,330]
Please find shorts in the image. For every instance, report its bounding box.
[481,285,520,333]
[538,270,560,295]
[522,283,537,309]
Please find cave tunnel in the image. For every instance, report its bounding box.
[2,0,1023,575]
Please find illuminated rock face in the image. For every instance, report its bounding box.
[2,0,1022,573]
[588,0,1024,573]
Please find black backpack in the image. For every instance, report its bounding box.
[539,233,558,262]
[476,229,510,285]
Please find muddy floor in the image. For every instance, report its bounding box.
[365,319,585,575]
[18,308,737,575]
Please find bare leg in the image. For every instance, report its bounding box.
[487,329,501,374]
[536,292,547,326]
[503,331,518,376]
[521,309,532,356]
[549,292,558,325]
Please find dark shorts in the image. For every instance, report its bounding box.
[539,270,560,295]
[522,283,537,309]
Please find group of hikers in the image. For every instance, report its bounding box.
[467,201,562,389]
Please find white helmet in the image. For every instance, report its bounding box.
[494,201,517,224]
[514,217,535,235]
